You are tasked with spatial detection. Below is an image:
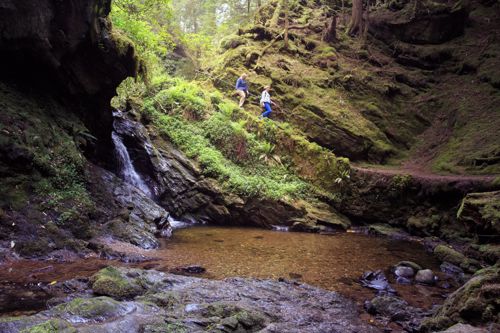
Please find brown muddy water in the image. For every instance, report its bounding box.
[0,226,449,316]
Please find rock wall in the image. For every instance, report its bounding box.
[0,0,137,161]
[337,168,500,239]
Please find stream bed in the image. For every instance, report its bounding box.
[0,226,450,318]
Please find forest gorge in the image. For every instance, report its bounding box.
[0,0,499,332]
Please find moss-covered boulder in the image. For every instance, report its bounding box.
[458,191,500,237]
[421,265,500,331]
[20,319,76,333]
[434,245,480,273]
[51,297,135,324]
[90,267,145,300]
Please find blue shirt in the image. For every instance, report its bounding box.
[235,78,248,91]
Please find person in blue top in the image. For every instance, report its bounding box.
[235,73,249,108]
[259,85,276,119]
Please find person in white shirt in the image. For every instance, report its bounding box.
[259,85,276,119]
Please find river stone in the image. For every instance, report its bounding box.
[91,267,145,300]
[397,261,423,271]
[437,323,489,333]
[415,269,435,285]
[395,266,415,278]
[360,270,396,294]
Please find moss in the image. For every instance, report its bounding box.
[53,297,131,321]
[220,35,248,50]
[457,191,500,235]
[422,265,500,331]
[434,245,479,273]
[20,319,76,333]
[137,292,181,309]
[91,267,144,299]
[0,82,95,233]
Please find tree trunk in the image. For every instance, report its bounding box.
[284,0,289,49]
[348,0,363,36]
[323,15,337,43]
[248,0,251,14]
[363,1,370,40]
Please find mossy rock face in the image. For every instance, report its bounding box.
[51,296,135,324]
[457,191,500,236]
[136,292,181,309]
[434,245,479,273]
[90,267,145,300]
[421,265,500,331]
[200,302,267,332]
[20,319,76,333]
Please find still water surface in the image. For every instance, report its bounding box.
[0,226,445,314]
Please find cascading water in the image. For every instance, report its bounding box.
[112,131,152,198]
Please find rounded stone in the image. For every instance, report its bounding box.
[415,269,435,285]
[395,266,415,278]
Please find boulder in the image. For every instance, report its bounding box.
[394,266,415,278]
[397,261,423,271]
[415,269,435,285]
[90,267,146,300]
[422,265,500,331]
[434,245,480,273]
[365,295,427,331]
[458,191,500,237]
[437,323,489,333]
[360,270,396,294]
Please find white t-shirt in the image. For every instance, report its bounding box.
[260,90,271,104]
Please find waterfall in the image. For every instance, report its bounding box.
[112,131,152,198]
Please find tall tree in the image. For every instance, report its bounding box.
[348,0,363,36]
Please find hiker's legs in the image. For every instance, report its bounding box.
[261,102,272,118]
[236,90,246,107]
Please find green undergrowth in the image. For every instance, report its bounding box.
[207,1,428,162]
[116,76,349,201]
[0,82,93,222]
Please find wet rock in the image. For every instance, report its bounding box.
[96,167,170,249]
[367,224,411,240]
[440,262,466,283]
[50,297,135,324]
[415,269,435,285]
[422,265,500,331]
[394,266,415,278]
[171,265,206,275]
[90,267,145,300]
[397,260,423,271]
[458,191,500,239]
[3,267,380,333]
[365,295,410,320]
[437,323,489,333]
[360,270,396,294]
[434,245,480,274]
[17,319,76,333]
[365,295,428,331]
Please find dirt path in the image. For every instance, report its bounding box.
[352,165,498,184]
